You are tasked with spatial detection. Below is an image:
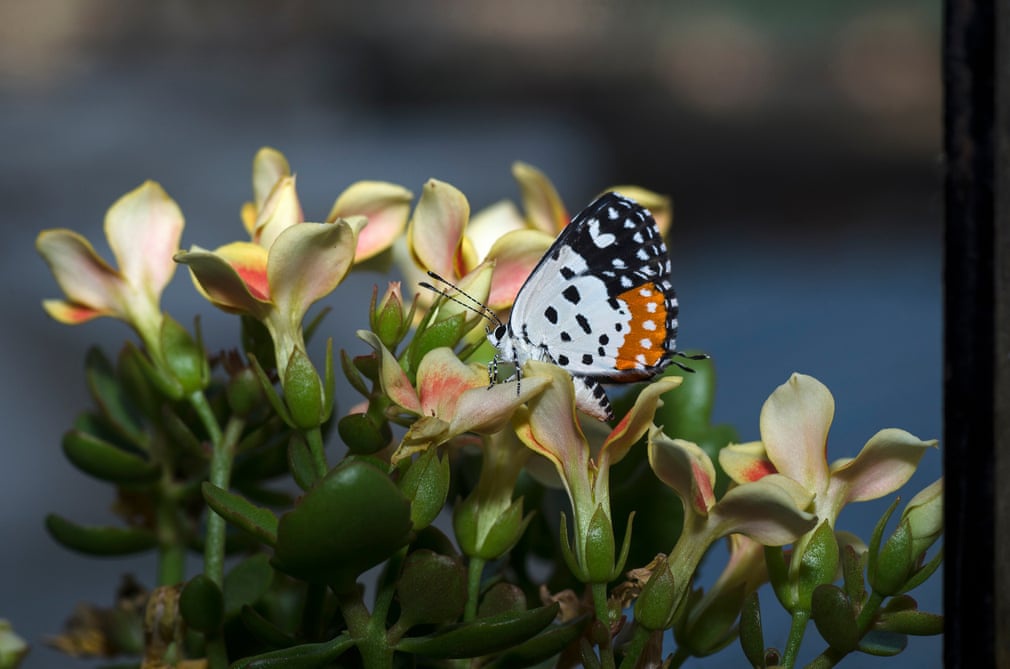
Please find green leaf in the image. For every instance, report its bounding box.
[478,583,527,618]
[230,633,354,669]
[274,460,412,592]
[739,591,765,668]
[338,413,392,456]
[840,544,868,606]
[397,550,467,626]
[282,348,323,429]
[407,313,465,377]
[45,514,156,556]
[857,630,908,656]
[201,482,278,547]
[398,447,450,530]
[160,315,209,395]
[61,430,160,484]
[239,605,296,648]
[339,348,370,397]
[796,520,839,611]
[84,347,145,447]
[811,585,858,654]
[224,553,275,618]
[180,574,224,633]
[485,615,591,669]
[287,433,319,491]
[395,603,560,658]
[876,608,943,636]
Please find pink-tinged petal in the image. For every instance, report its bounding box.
[267,217,365,329]
[105,181,185,299]
[252,147,291,210]
[42,299,108,324]
[36,229,124,316]
[601,375,683,467]
[828,428,937,506]
[327,181,413,262]
[606,186,673,238]
[467,200,528,261]
[757,473,816,513]
[449,375,550,437]
[484,229,555,309]
[408,179,471,278]
[709,478,818,546]
[760,373,834,495]
[648,428,717,515]
[513,361,587,475]
[719,441,777,484]
[357,330,422,414]
[512,162,568,234]
[175,243,271,318]
[254,176,304,250]
[434,260,494,326]
[415,348,486,418]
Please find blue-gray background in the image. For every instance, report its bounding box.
[1,2,942,667]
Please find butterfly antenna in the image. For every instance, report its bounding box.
[419,271,503,329]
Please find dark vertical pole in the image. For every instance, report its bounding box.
[944,0,996,666]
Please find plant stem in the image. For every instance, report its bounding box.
[617,624,652,669]
[200,409,244,586]
[340,590,393,669]
[667,645,691,669]
[854,590,885,633]
[154,483,185,586]
[590,582,616,669]
[464,557,486,621]
[781,608,811,668]
[303,583,327,641]
[304,426,329,478]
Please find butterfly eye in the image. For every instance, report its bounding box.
[494,324,506,340]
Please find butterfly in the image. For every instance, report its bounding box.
[425,192,702,421]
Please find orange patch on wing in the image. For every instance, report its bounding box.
[615,282,668,370]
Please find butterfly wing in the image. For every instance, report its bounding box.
[509,192,680,384]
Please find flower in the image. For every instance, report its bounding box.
[513,361,682,582]
[718,373,937,530]
[636,429,816,629]
[37,181,184,362]
[358,332,548,464]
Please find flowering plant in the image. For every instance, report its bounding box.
[26,148,941,669]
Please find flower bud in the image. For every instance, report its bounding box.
[370,282,412,349]
[901,478,943,560]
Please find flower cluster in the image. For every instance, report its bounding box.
[32,148,942,669]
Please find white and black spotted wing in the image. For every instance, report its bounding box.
[488,192,680,420]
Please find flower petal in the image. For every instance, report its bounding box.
[327,181,413,262]
[484,229,555,309]
[513,361,587,474]
[601,375,683,467]
[828,428,937,505]
[356,330,421,414]
[648,428,717,515]
[606,186,672,237]
[719,441,777,484]
[267,217,365,330]
[467,199,528,261]
[252,147,291,210]
[449,375,550,437]
[709,478,818,546]
[408,179,472,278]
[175,243,271,317]
[41,299,107,324]
[512,162,568,234]
[255,176,304,250]
[433,260,494,326]
[760,373,834,495]
[105,181,184,299]
[37,229,124,316]
[415,347,487,418]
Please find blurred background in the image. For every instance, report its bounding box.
[1,1,942,667]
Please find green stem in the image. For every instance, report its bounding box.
[154,483,185,586]
[781,608,811,668]
[204,637,229,669]
[304,426,328,478]
[806,647,846,669]
[464,557,486,621]
[201,410,245,586]
[854,589,885,633]
[590,582,616,669]
[340,590,393,669]
[617,624,652,669]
